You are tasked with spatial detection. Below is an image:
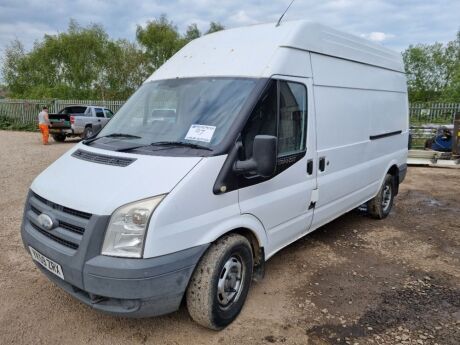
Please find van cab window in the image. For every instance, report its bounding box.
[96,78,258,152]
[242,79,307,159]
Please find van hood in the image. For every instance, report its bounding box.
[31,144,202,215]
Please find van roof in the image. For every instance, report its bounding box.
[147,20,404,82]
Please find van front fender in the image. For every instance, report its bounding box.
[197,213,268,250]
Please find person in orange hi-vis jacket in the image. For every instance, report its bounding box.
[38,106,51,145]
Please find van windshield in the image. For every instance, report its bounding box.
[95,77,258,151]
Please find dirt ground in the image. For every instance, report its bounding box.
[0,130,459,345]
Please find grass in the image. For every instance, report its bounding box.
[0,116,37,132]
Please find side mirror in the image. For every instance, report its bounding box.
[233,135,277,178]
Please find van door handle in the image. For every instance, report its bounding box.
[307,159,313,175]
[319,157,326,172]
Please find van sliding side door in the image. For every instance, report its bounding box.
[238,76,318,256]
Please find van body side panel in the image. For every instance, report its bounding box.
[239,76,317,258]
[310,53,408,229]
[143,156,268,258]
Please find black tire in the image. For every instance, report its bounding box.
[52,134,66,142]
[83,126,93,139]
[186,234,253,330]
[367,174,395,219]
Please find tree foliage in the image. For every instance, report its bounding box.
[207,22,225,34]
[403,30,460,102]
[1,16,224,100]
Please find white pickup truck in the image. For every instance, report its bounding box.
[49,105,115,142]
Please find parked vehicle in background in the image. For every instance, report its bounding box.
[48,105,115,142]
[21,20,408,330]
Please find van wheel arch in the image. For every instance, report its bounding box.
[231,228,265,281]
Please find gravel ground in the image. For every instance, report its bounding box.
[0,130,459,345]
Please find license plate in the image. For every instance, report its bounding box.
[29,246,64,279]
[49,129,62,133]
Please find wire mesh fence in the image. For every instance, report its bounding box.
[0,99,125,125]
[0,98,459,126]
[409,103,460,124]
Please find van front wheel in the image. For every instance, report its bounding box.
[186,234,253,330]
[367,173,395,219]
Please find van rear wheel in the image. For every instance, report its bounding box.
[367,173,394,219]
[186,234,253,330]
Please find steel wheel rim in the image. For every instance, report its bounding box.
[382,184,392,211]
[217,255,244,309]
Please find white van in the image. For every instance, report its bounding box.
[21,21,408,329]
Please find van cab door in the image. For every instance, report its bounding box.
[238,77,317,257]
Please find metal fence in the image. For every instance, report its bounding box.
[409,103,460,124]
[0,99,125,124]
[1,98,459,125]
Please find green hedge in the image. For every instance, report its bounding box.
[0,116,37,131]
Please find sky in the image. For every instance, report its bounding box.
[0,0,459,56]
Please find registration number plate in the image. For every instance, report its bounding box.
[29,246,64,279]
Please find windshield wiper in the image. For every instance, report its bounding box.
[84,133,142,144]
[150,141,213,151]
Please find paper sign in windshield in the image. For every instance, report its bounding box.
[185,124,216,143]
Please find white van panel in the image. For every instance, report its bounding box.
[310,53,407,92]
[147,20,403,82]
[144,156,268,258]
[30,144,202,215]
[311,53,408,230]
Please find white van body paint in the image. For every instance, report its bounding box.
[29,19,408,262]
[30,143,202,216]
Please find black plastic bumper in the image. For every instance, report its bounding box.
[25,244,208,317]
[399,163,407,184]
[21,192,208,317]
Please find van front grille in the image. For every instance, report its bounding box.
[27,192,91,251]
[59,221,85,235]
[32,192,92,219]
[30,222,79,250]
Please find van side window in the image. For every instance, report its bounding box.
[241,80,277,159]
[278,81,307,156]
[242,80,307,160]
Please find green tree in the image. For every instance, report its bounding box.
[136,15,184,72]
[184,23,201,42]
[1,40,28,96]
[1,20,148,99]
[442,31,460,101]
[206,21,225,34]
[403,30,460,102]
[2,16,227,100]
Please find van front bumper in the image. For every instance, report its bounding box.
[21,191,208,317]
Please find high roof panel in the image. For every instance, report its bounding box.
[283,21,403,72]
[147,20,404,82]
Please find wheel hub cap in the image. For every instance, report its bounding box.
[217,256,243,308]
[382,185,392,211]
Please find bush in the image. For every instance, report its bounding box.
[0,116,37,131]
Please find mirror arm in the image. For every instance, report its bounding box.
[233,159,257,174]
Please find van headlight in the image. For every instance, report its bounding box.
[101,195,165,258]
